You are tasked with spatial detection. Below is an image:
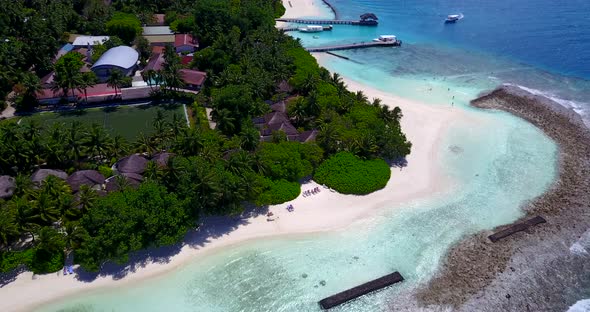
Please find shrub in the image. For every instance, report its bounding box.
[255,178,300,206]
[0,249,33,273]
[106,12,142,44]
[314,152,391,195]
[98,165,113,178]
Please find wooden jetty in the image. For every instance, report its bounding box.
[306,40,401,53]
[279,25,333,32]
[488,216,547,242]
[318,272,404,309]
[276,13,379,26]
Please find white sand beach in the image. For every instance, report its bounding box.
[0,1,472,311]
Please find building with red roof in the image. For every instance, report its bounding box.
[175,34,198,53]
[179,69,207,91]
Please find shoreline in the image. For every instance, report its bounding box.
[1,72,461,312]
[0,2,466,310]
[415,86,590,311]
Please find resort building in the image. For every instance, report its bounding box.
[253,100,319,143]
[175,34,198,53]
[0,175,16,199]
[72,35,109,48]
[66,170,105,193]
[179,69,207,91]
[142,26,174,44]
[91,46,139,81]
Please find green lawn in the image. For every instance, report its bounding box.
[20,104,185,141]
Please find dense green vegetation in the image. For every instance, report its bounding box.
[0,0,411,274]
[314,152,391,195]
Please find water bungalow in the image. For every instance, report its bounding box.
[488,216,547,242]
[319,272,404,309]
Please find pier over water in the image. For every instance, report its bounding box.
[306,40,402,52]
[276,13,379,26]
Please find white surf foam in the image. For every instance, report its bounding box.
[567,299,590,312]
[504,83,590,127]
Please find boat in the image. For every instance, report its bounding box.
[445,13,464,23]
[298,25,324,33]
[371,35,402,46]
[372,35,397,42]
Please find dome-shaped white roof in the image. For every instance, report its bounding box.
[91,46,139,70]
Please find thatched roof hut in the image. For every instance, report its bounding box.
[277,80,293,93]
[151,152,174,167]
[0,175,16,199]
[31,169,68,185]
[115,154,148,174]
[299,129,319,143]
[105,173,143,192]
[66,170,105,193]
[270,101,287,113]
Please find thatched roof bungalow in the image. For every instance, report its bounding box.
[66,170,105,193]
[115,154,148,175]
[151,152,174,167]
[0,175,16,199]
[299,129,319,143]
[105,173,143,192]
[31,169,68,185]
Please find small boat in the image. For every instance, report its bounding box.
[372,35,397,42]
[372,35,402,46]
[445,14,463,23]
[298,25,324,33]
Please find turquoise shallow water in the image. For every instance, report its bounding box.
[38,0,573,311]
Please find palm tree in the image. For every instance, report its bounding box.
[211,108,236,135]
[302,73,318,95]
[9,197,38,242]
[79,72,98,103]
[0,207,19,249]
[106,70,130,98]
[355,90,368,103]
[52,70,83,103]
[63,221,86,258]
[76,185,98,214]
[85,123,111,161]
[35,227,65,257]
[371,98,383,107]
[107,135,128,160]
[20,72,42,100]
[142,69,158,91]
[30,190,61,225]
[65,121,86,163]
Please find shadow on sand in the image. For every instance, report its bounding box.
[72,205,270,283]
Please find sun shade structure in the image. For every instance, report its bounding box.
[91,46,139,80]
[0,175,16,199]
[66,170,105,193]
[115,154,148,175]
[31,169,68,185]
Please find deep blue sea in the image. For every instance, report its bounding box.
[294,0,590,125]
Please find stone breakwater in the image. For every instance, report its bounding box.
[414,86,590,311]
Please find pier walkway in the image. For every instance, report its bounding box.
[306,41,401,52]
[319,271,404,309]
[276,18,376,26]
[276,13,379,26]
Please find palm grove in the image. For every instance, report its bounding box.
[0,0,411,273]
